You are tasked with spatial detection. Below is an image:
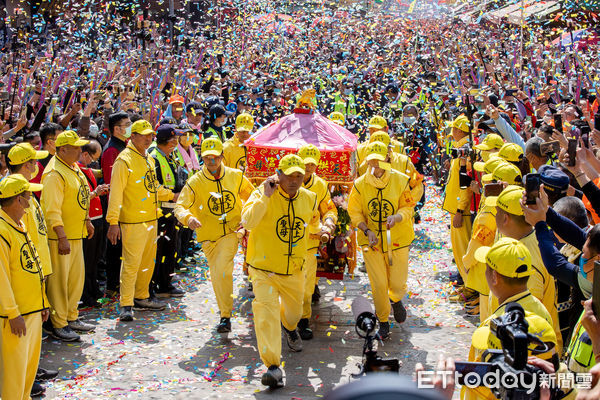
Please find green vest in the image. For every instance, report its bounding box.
[151,149,176,190]
[566,311,596,372]
[333,93,356,116]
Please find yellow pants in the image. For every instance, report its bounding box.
[1,312,41,400]
[47,239,84,328]
[480,294,490,323]
[249,266,304,367]
[302,250,318,319]
[450,214,472,281]
[120,222,157,307]
[363,246,409,323]
[203,233,239,318]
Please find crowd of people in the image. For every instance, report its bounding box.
[3,1,600,399]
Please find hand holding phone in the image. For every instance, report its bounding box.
[567,138,578,167]
[525,173,540,205]
[539,140,560,156]
[554,113,563,133]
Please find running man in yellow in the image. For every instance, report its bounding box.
[296,144,337,340]
[348,141,416,340]
[241,154,320,389]
[223,113,253,172]
[175,138,254,333]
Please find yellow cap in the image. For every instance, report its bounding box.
[235,113,254,132]
[485,185,525,215]
[369,131,391,147]
[298,144,321,165]
[278,154,305,175]
[471,312,556,353]
[474,155,503,173]
[8,143,48,165]
[0,174,43,198]
[131,120,155,136]
[365,141,388,162]
[368,115,387,130]
[200,137,223,157]
[450,115,470,133]
[329,111,345,126]
[474,134,505,151]
[474,237,532,278]
[55,130,90,147]
[488,163,522,185]
[498,143,524,162]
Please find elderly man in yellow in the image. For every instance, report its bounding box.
[296,144,337,341]
[241,154,320,389]
[357,131,423,202]
[174,138,254,333]
[463,161,523,320]
[41,130,94,342]
[348,141,416,340]
[106,120,175,322]
[461,237,561,400]
[223,113,253,172]
[443,115,474,300]
[7,143,52,280]
[485,185,562,354]
[0,175,49,400]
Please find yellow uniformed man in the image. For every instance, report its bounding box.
[348,141,416,339]
[367,115,403,151]
[462,238,559,400]
[223,113,253,172]
[0,175,48,400]
[443,115,473,292]
[106,120,175,321]
[7,143,52,279]
[296,144,337,340]
[41,130,94,341]
[357,131,423,205]
[241,154,320,389]
[175,138,254,333]
[485,185,562,353]
[473,133,504,162]
[463,161,522,321]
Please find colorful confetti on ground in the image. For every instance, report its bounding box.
[43,181,476,399]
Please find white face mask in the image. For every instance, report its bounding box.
[404,116,416,125]
[124,126,132,138]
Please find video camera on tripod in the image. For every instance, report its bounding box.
[455,302,559,400]
[351,297,400,375]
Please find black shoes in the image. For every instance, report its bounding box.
[261,365,284,388]
[377,321,390,340]
[392,300,407,323]
[217,317,231,333]
[36,367,58,381]
[119,306,134,321]
[297,318,313,340]
[31,381,45,396]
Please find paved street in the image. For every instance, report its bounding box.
[43,184,477,399]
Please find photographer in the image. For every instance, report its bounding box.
[442,115,474,295]
[464,238,559,399]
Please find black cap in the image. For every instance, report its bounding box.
[156,124,181,142]
[209,104,233,119]
[186,102,204,115]
[204,96,223,109]
[158,117,177,126]
[385,83,398,94]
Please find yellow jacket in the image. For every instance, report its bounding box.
[463,291,557,400]
[174,165,254,242]
[490,231,563,354]
[24,196,52,277]
[442,136,472,215]
[0,210,49,319]
[41,156,90,240]
[106,143,174,225]
[463,205,496,296]
[242,186,320,275]
[303,173,338,250]
[359,151,424,200]
[223,136,247,171]
[348,169,415,252]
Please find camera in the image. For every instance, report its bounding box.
[456,303,556,400]
[450,145,473,159]
[351,297,400,375]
